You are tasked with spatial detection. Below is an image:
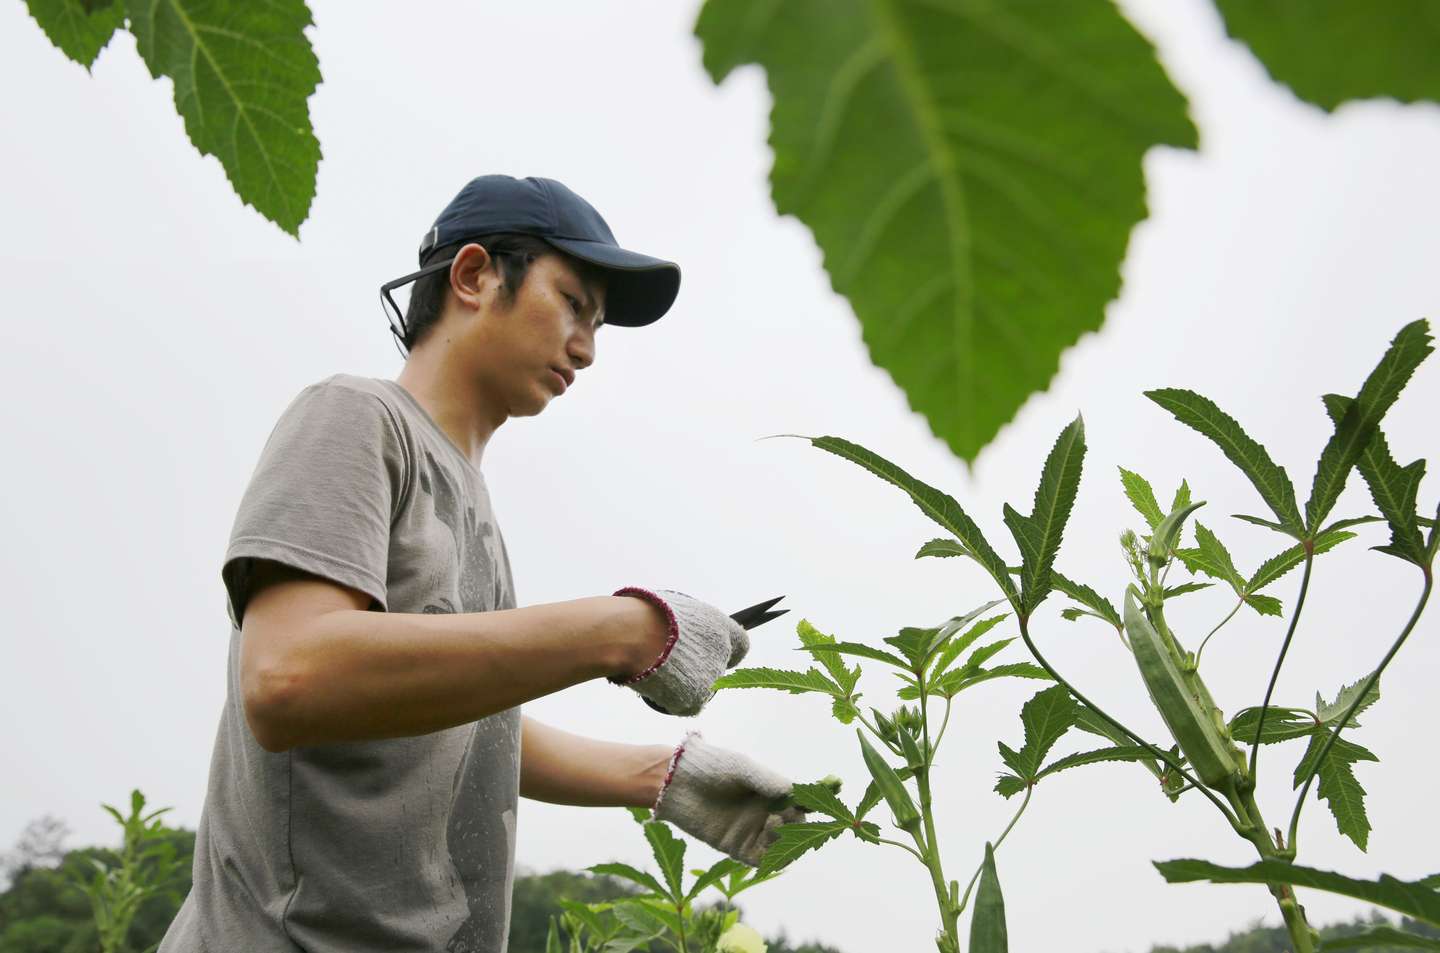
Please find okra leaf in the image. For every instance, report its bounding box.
[969,843,1009,953]
[808,436,1017,600]
[993,773,1026,799]
[1325,393,1429,566]
[1321,927,1440,951]
[1036,745,1157,783]
[641,821,686,899]
[1320,515,1386,535]
[1152,859,1440,925]
[587,863,667,899]
[786,781,855,823]
[930,613,1009,678]
[1306,320,1433,534]
[558,898,613,937]
[803,642,909,670]
[1179,523,1246,593]
[1119,467,1165,529]
[1294,736,1378,851]
[1233,513,1291,532]
[796,620,861,693]
[952,638,1016,676]
[757,821,848,876]
[916,538,972,560]
[1244,594,1284,617]
[712,667,840,695]
[832,696,860,724]
[625,806,652,824]
[1247,529,1358,594]
[1318,675,1381,728]
[1004,415,1087,614]
[1228,706,1315,744]
[1051,571,1123,630]
[1172,480,1193,513]
[23,0,126,69]
[1146,389,1303,534]
[614,899,682,938]
[924,662,1050,700]
[1163,582,1213,599]
[884,626,943,668]
[998,685,1078,779]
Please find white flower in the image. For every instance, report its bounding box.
[717,922,767,953]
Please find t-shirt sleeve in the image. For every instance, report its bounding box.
[222,380,409,629]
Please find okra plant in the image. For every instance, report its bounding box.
[553,807,782,953]
[738,319,1436,952]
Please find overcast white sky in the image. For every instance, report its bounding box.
[2,1,1438,950]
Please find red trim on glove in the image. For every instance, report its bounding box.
[652,736,690,813]
[611,586,680,684]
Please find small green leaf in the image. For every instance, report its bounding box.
[1228,706,1315,745]
[922,661,1050,700]
[1318,675,1381,727]
[1036,745,1156,782]
[23,0,125,69]
[1152,859,1440,925]
[1147,389,1303,534]
[641,822,686,899]
[916,538,971,560]
[1162,582,1212,600]
[993,773,1026,799]
[969,844,1009,953]
[930,610,1009,677]
[685,858,748,902]
[831,696,860,724]
[1233,513,1290,532]
[1244,593,1284,617]
[1050,571,1122,630]
[1325,392,1429,566]
[1322,927,1440,951]
[807,436,1017,599]
[1005,415,1087,614]
[712,667,840,695]
[998,684,1078,780]
[757,821,848,876]
[1294,736,1378,851]
[1119,467,1165,529]
[625,806,652,824]
[786,782,855,823]
[1176,523,1245,593]
[1171,480,1193,513]
[804,641,910,669]
[796,619,861,695]
[127,0,323,235]
[1247,529,1358,593]
[587,863,666,899]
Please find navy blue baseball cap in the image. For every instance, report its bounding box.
[418,175,681,328]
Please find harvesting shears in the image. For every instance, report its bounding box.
[639,595,789,714]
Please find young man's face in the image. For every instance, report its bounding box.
[467,249,607,418]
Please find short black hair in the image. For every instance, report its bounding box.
[401,233,603,351]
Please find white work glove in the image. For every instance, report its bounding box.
[611,587,750,716]
[653,732,805,867]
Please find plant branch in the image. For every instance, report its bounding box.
[875,835,926,862]
[1018,616,1244,831]
[856,711,904,758]
[1195,597,1244,667]
[931,697,955,752]
[1250,550,1315,780]
[956,783,1033,917]
[1286,570,1433,852]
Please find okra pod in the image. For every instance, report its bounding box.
[1124,588,1241,790]
[858,729,922,831]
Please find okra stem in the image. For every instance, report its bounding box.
[955,784,1033,917]
[1017,617,1245,832]
[1250,549,1315,781]
[1195,598,1244,667]
[1286,571,1432,853]
[916,674,960,946]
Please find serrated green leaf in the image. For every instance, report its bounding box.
[804,641,909,669]
[970,843,1009,953]
[1162,582,1212,599]
[1147,389,1303,533]
[1213,1,1440,111]
[625,806,652,824]
[1184,523,1246,593]
[1304,321,1434,533]
[1228,706,1315,745]
[930,613,1008,678]
[916,537,971,560]
[1247,529,1358,594]
[613,899,680,938]
[831,696,860,724]
[587,863,666,899]
[885,626,940,668]
[1005,415,1087,613]
[557,898,613,938]
[921,661,1050,700]
[685,858,748,902]
[1172,480,1193,513]
[1234,513,1290,532]
[757,821,847,876]
[1244,593,1284,617]
[696,2,1196,463]
[804,435,1017,596]
[713,667,840,695]
[1051,571,1122,629]
[797,619,861,693]
[998,684,1078,779]
[1119,467,1165,529]
[1318,675,1381,728]
[1294,736,1378,851]
[127,0,322,235]
[994,773,1026,799]
[1036,744,1156,782]
[23,0,125,69]
[1323,927,1440,951]
[787,781,855,824]
[1325,393,1429,566]
[641,822,686,899]
[1153,859,1440,925]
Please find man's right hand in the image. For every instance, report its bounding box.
[610,587,750,716]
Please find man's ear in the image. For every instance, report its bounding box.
[449,242,496,312]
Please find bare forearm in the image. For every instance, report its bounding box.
[520,717,674,808]
[252,596,665,750]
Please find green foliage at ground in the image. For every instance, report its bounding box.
[1141,914,1440,953]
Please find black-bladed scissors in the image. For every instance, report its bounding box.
[640,595,788,714]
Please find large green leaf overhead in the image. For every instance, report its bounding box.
[23,0,126,69]
[127,0,322,236]
[1215,1,1440,111]
[695,1,1196,462]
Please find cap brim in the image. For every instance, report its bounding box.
[544,237,680,328]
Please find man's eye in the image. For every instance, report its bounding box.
[566,294,581,314]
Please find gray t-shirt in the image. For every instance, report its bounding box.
[159,374,520,953]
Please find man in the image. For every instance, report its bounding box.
[159,175,803,953]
